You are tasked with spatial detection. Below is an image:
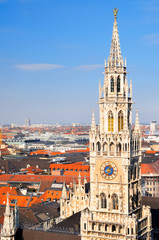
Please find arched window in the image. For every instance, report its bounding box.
[100,193,106,208]
[97,142,101,152]
[117,76,120,92]
[103,142,108,153]
[118,110,123,131]
[92,142,95,151]
[99,224,102,231]
[112,225,116,232]
[108,111,114,132]
[112,194,118,210]
[105,225,108,231]
[92,223,95,230]
[109,142,115,153]
[125,143,127,152]
[111,78,114,92]
[117,143,121,152]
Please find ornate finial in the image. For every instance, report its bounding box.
[113,8,118,19]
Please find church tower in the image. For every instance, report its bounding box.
[80,9,152,240]
[1,194,19,240]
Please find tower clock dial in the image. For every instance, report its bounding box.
[100,161,118,180]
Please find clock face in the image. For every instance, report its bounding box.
[100,161,117,180]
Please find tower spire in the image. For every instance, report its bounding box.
[134,110,140,133]
[61,182,69,200]
[91,110,96,132]
[108,8,123,67]
[5,193,11,216]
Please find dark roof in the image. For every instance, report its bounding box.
[19,208,38,225]
[30,202,60,221]
[56,211,81,233]
[142,155,159,164]
[15,229,81,240]
[142,196,159,209]
[0,157,50,173]
[39,181,53,192]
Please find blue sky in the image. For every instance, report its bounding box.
[0,0,159,124]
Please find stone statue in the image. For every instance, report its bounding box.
[113,8,118,17]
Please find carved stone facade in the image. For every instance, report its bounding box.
[60,9,152,240]
[60,176,89,220]
[1,194,19,240]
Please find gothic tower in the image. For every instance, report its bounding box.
[80,9,152,240]
[1,194,19,240]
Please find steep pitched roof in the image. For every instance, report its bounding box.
[141,161,159,175]
[0,195,38,208]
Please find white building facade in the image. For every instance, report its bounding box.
[80,9,152,240]
[1,194,19,240]
[60,8,152,240]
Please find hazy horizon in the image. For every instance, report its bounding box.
[0,0,159,124]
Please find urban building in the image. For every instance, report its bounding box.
[1,194,19,240]
[141,161,159,197]
[25,118,31,127]
[150,121,158,135]
[61,8,152,240]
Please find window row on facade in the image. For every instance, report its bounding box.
[108,110,123,132]
[100,193,118,210]
[110,76,121,93]
[84,222,134,236]
[92,141,129,156]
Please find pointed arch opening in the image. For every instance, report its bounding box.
[111,78,114,92]
[92,142,95,151]
[112,193,118,210]
[97,142,101,152]
[110,142,115,156]
[92,223,95,230]
[118,110,123,131]
[100,193,107,209]
[105,225,108,231]
[117,76,120,92]
[125,143,127,152]
[103,142,108,155]
[112,225,116,232]
[99,224,102,231]
[116,143,121,156]
[108,111,114,132]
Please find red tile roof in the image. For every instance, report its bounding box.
[49,162,90,172]
[141,161,159,175]
[30,148,89,156]
[22,166,44,174]
[33,189,68,204]
[0,174,14,182]
[145,150,157,154]
[0,195,38,208]
[0,186,19,196]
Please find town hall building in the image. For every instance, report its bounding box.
[60,8,152,240]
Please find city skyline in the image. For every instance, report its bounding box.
[0,0,159,124]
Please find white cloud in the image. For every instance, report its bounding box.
[75,64,103,71]
[15,64,65,71]
[144,33,159,45]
